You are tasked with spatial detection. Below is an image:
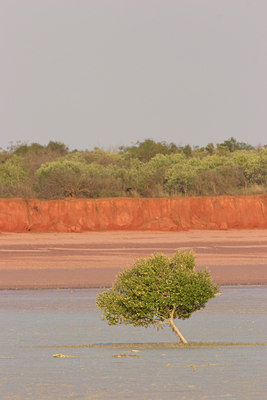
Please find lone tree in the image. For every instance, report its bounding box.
[97,251,218,344]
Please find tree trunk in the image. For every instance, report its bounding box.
[169,309,188,344]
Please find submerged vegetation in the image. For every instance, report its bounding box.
[0,137,266,199]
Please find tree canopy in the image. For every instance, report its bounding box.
[0,138,266,199]
[96,251,218,343]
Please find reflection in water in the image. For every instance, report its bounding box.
[0,286,266,399]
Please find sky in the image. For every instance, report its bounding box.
[1,0,266,151]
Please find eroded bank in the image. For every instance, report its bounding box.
[0,195,266,232]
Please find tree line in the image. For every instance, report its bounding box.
[0,137,266,199]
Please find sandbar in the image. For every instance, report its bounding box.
[0,229,266,289]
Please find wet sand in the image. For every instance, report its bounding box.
[0,229,266,289]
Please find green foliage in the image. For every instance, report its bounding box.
[217,137,254,152]
[46,141,69,155]
[0,156,28,197]
[205,143,216,155]
[34,159,87,199]
[165,166,194,195]
[81,148,120,166]
[120,139,180,162]
[228,149,267,185]
[0,138,266,198]
[182,144,193,157]
[0,156,26,185]
[34,158,124,199]
[97,251,218,342]
[142,154,173,196]
[194,166,246,196]
[12,142,45,156]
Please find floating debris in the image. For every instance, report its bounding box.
[112,354,140,358]
[191,364,196,373]
[53,354,75,358]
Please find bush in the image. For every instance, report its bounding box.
[97,251,218,343]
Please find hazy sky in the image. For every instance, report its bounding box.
[1,0,266,151]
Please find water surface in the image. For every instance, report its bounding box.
[0,286,266,399]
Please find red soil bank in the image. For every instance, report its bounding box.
[0,195,266,233]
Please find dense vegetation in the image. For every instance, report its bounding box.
[0,138,266,199]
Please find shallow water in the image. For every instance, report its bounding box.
[0,286,266,399]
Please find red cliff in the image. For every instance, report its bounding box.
[0,195,266,232]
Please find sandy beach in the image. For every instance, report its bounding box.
[0,229,266,289]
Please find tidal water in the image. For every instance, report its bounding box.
[0,286,266,400]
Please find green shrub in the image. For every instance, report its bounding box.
[97,251,218,343]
